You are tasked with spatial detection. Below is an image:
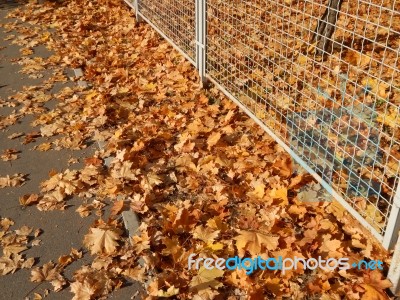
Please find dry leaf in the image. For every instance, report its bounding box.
[190,266,224,291]
[83,227,122,255]
[0,174,26,188]
[235,230,279,256]
[207,132,221,150]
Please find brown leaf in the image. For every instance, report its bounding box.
[272,157,292,178]
[235,230,279,256]
[110,200,125,217]
[83,227,122,255]
[361,284,390,300]
[30,261,66,291]
[1,148,19,161]
[84,157,103,166]
[207,132,221,150]
[0,174,26,188]
[190,266,224,291]
[19,194,40,207]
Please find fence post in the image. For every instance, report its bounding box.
[388,183,400,295]
[134,0,143,23]
[195,0,207,86]
[389,232,400,296]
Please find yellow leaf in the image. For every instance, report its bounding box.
[193,225,219,243]
[142,83,157,91]
[36,143,52,151]
[206,242,224,251]
[297,54,308,65]
[85,91,98,101]
[270,188,288,205]
[234,230,279,256]
[364,204,384,231]
[207,132,221,149]
[157,285,179,297]
[83,227,122,255]
[361,77,389,98]
[190,266,224,291]
[376,107,399,129]
[345,50,371,67]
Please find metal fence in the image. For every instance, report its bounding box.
[124,0,400,291]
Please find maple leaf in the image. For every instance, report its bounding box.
[58,248,82,268]
[190,266,224,291]
[247,180,266,199]
[76,204,94,217]
[360,284,390,300]
[269,187,288,205]
[122,266,145,282]
[363,270,392,291]
[70,266,120,300]
[83,226,122,255]
[272,157,292,178]
[234,230,279,256]
[1,148,19,161]
[192,225,219,243]
[3,244,28,256]
[0,254,24,275]
[30,261,66,291]
[70,280,97,300]
[207,132,221,150]
[0,173,26,188]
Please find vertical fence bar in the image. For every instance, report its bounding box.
[384,182,400,249]
[388,233,400,296]
[134,0,143,23]
[388,182,400,295]
[195,0,207,86]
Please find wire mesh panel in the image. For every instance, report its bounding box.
[138,0,196,61]
[206,0,400,244]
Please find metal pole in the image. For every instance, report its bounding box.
[388,233,400,296]
[388,181,400,295]
[195,0,207,87]
[383,181,400,249]
[134,0,143,23]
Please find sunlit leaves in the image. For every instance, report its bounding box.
[83,225,122,255]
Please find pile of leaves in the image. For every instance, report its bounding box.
[0,0,396,299]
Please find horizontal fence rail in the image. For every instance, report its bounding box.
[125,0,400,293]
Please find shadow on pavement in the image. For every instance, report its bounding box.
[0,0,23,10]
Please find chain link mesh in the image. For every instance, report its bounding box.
[206,0,400,236]
[138,0,196,60]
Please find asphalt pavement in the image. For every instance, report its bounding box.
[0,1,142,298]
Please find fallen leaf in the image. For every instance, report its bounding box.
[235,230,279,256]
[190,266,224,291]
[83,227,122,255]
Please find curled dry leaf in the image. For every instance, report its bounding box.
[19,193,40,207]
